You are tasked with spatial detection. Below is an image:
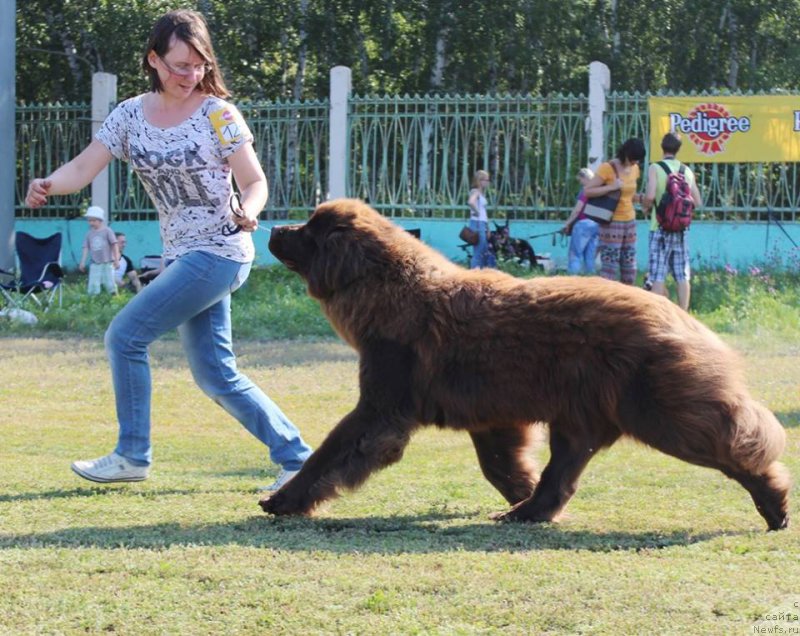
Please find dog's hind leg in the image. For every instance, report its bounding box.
[619,383,790,530]
[720,462,790,531]
[718,401,790,530]
[470,427,539,504]
[491,426,619,523]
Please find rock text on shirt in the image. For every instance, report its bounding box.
[129,144,218,209]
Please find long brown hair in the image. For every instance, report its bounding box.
[142,9,230,98]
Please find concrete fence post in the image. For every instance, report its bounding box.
[328,66,351,200]
[587,61,610,172]
[0,0,16,270]
[91,72,117,217]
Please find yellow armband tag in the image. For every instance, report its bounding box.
[209,107,244,146]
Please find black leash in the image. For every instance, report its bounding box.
[529,229,567,248]
[528,230,561,240]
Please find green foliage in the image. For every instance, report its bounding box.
[3,263,800,343]
[16,0,800,104]
[691,264,800,336]
[0,266,334,340]
[229,266,335,340]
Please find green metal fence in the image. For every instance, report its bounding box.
[14,91,800,222]
[348,93,588,219]
[15,102,93,218]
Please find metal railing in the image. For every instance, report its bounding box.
[15,102,93,217]
[14,91,800,222]
[348,93,588,219]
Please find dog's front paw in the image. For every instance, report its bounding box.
[489,509,516,523]
[258,490,312,516]
[489,503,555,524]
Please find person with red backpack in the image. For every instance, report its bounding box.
[642,133,703,311]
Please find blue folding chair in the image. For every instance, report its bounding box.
[0,232,64,312]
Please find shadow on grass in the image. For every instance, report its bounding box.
[0,510,738,554]
[0,486,239,504]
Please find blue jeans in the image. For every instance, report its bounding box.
[567,218,599,274]
[104,250,312,469]
[470,220,496,269]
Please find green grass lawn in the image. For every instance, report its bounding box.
[1,333,798,635]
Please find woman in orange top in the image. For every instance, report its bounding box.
[583,138,646,284]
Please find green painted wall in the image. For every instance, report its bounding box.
[14,218,800,272]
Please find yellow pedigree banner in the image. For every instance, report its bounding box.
[649,95,800,163]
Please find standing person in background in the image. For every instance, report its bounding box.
[114,232,143,293]
[583,138,646,284]
[79,206,119,295]
[642,132,702,311]
[24,9,311,491]
[561,167,599,274]
[467,169,496,269]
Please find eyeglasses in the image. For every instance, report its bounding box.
[158,55,211,78]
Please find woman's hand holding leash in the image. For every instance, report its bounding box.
[230,192,260,233]
[233,209,259,232]
[223,192,264,235]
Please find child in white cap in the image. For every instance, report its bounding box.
[79,206,119,295]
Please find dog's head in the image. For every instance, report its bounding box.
[269,199,403,300]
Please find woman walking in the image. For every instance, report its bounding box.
[467,170,496,269]
[25,9,311,491]
[583,138,646,284]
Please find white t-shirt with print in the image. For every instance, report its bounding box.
[469,188,488,222]
[96,94,256,263]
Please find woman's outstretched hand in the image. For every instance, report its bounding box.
[26,178,52,208]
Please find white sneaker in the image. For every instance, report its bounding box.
[258,469,299,492]
[71,452,149,483]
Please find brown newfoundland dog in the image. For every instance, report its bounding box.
[261,198,790,530]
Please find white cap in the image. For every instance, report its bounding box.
[85,206,105,221]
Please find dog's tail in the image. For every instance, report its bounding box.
[730,399,786,473]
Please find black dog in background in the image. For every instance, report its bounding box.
[489,221,540,269]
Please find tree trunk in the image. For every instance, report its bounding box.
[284,0,310,219]
[430,28,448,89]
[725,3,739,89]
[610,0,620,58]
[293,0,309,101]
[422,4,454,205]
[44,8,86,91]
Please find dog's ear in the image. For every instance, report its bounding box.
[307,227,378,299]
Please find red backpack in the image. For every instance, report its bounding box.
[656,161,694,232]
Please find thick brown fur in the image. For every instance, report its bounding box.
[260,198,790,530]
